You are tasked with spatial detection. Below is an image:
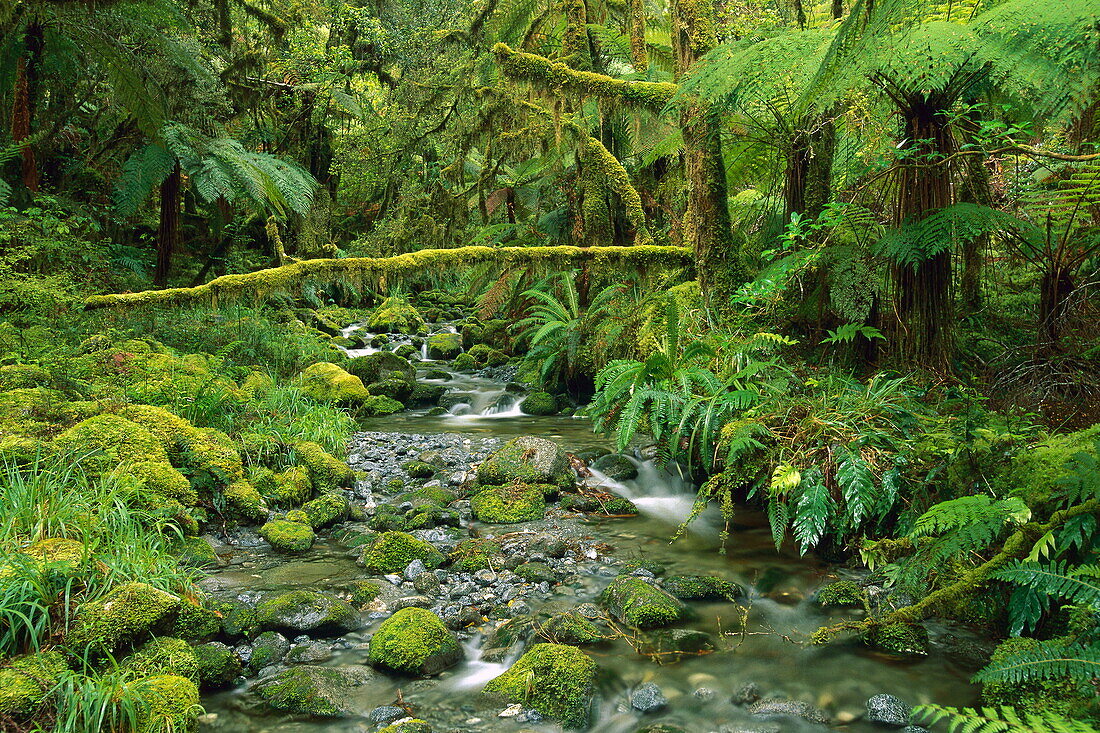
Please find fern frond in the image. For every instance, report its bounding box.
[914,703,1099,733]
[993,561,1100,611]
[971,639,1100,687]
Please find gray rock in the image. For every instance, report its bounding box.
[256,591,360,637]
[248,631,289,672]
[404,559,428,580]
[900,728,929,733]
[286,640,333,665]
[748,698,829,725]
[368,706,406,724]
[867,694,912,726]
[413,573,442,595]
[391,595,433,610]
[250,665,375,717]
[591,453,639,481]
[732,682,761,705]
[630,683,668,713]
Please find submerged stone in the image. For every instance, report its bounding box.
[251,665,375,717]
[599,576,687,629]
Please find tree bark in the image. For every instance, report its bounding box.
[11,21,44,193]
[629,0,647,71]
[155,162,182,289]
[959,153,992,313]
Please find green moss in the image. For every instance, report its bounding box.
[451,353,477,372]
[407,384,446,406]
[296,441,354,491]
[299,362,371,405]
[252,665,367,717]
[223,480,268,523]
[663,575,742,601]
[402,460,436,479]
[815,580,865,608]
[358,531,445,574]
[378,720,432,733]
[255,590,359,636]
[216,601,258,640]
[350,580,382,605]
[362,394,404,416]
[0,363,51,390]
[260,519,316,552]
[519,391,558,416]
[251,465,313,508]
[467,344,509,366]
[121,638,200,682]
[366,378,414,401]
[127,674,201,733]
[367,296,425,334]
[863,622,930,657]
[539,612,604,645]
[170,599,221,641]
[997,424,1100,507]
[301,492,348,529]
[471,484,546,523]
[426,333,463,360]
[193,642,241,690]
[65,582,182,657]
[249,630,288,669]
[346,352,416,384]
[368,608,462,675]
[448,538,502,572]
[23,538,86,575]
[175,537,217,568]
[0,651,68,718]
[53,414,168,470]
[477,436,574,488]
[116,461,197,506]
[599,576,687,629]
[483,643,598,728]
[396,485,454,506]
[240,371,276,398]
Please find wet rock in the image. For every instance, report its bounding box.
[193,642,241,690]
[370,706,407,724]
[599,576,687,629]
[413,573,442,595]
[286,640,333,665]
[591,454,639,481]
[662,575,742,601]
[515,561,556,584]
[630,683,668,713]
[483,643,597,729]
[748,698,829,725]
[477,436,574,488]
[815,579,865,608]
[863,622,930,657]
[538,612,604,645]
[404,559,428,580]
[732,682,762,705]
[248,631,289,672]
[250,665,375,717]
[368,608,463,676]
[392,595,433,610]
[256,590,360,637]
[867,694,912,726]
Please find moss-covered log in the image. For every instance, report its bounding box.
[493,43,676,110]
[85,245,692,311]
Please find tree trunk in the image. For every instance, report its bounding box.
[155,162,182,289]
[672,0,745,312]
[629,0,647,71]
[1038,266,1074,353]
[562,0,592,70]
[959,153,992,313]
[784,117,834,223]
[832,0,844,19]
[11,21,44,193]
[892,99,955,369]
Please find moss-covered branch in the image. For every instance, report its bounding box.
[493,43,677,110]
[812,498,1100,644]
[84,245,692,310]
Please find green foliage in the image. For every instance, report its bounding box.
[914,704,1099,733]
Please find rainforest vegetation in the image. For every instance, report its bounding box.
[0,0,1098,731]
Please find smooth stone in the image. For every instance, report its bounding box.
[631,683,668,713]
[867,694,912,726]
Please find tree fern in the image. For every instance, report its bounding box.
[972,639,1100,687]
[914,704,1100,733]
[994,561,1100,611]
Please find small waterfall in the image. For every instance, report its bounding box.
[586,454,700,527]
[442,636,518,691]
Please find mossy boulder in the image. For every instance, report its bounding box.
[174,537,218,569]
[378,720,432,733]
[65,582,181,657]
[193,642,242,690]
[0,651,68,718]
[301,492,348,528]
[299,362,371,405]
[483,643,597,728]
[516,561,557,584]
[451,353,477,372]
[396,484,455,507]
[127,675,201,733]
[248,630,290,671]
[663,575,743,601]
[448,538,502,572]
[121,637,200,682]
[170,599,221,641]
[346,352,416,384]
[256,590,360,637]
[358,531,444,574]
[223,479,268,522]
[367,296,425,334]
[467,344,509,367]
[863,622,930,657]
[115,460,196,505]
[591,454,639,481]
[295,441,354,491]
[815,579,865,608]
[53,414,168,471]
[538,612,604,645]
[251,665,375,717]
[21,538,87,575]
[260,519,315,553]
[0,363,51,389]
[471,483,546,523]
[368,608,463,676]
[426,333,463,360]
[366,377,414,402]
[519,391,558,416]
[477,436,574,488]
[251,466,312,508]
[240,371,275,398]
[402,460,436,478]
[350,580,382,605]
[600,576,687,629]
[362,394,405,416]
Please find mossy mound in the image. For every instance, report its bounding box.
[301,492,348,528]
[662,575,742,601]
[366,377,414,401]
[378,719,433,733]
[448,538,503,572]
[350,580,382,605]
[396,484,454,507]
[519,391,558,416]
[251,665,374,717]
[295,441,354,491]
[863,622,930,657]
[256,590,360,637]
[0,651,68,718]
[483,643,597,728]
[170,599,221,641]
[126,674,201,733]
[65,582,181,657]
[53,414,168,471]
[451,353,477,371]
[815,579,864,607]
[477,436,574,488]
[591,453,639,481]
[368,608,463,676]
[995,424,1100,507]
[193,642,241,690]
[358,531,445,574]
[362,394,405,416]
[538,612,604,645]
[251,466,313,507]
[223,480,268,522]
[121,637,200,682]
[299,362,371,405]
[426,332,463,360]
[471,483,546,523]
[346,351,416,383]
[260,519,316,552]
[0,363,51,389]
[174,536,218,568]
[367,296,425,334]
[599,576,687,629]
[402,460,436,478]
[467,344,509,367]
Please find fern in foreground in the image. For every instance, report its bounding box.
[914,704,1100,733]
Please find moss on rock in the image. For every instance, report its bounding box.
[53,414,168,471]
[0,651,68,718]
[193,642,242,690]
[426,333,463,360]
[223,480,268,523]
[121,637,200,682]
[477,436,574,488]
[362,394,405,416]
[599,576,687,629]
[539,612,604,645]
[483,643,597,728]
[368,608,463,675]
[127,674,200,733]
[296,442,354,491]
[448,538,502,572]
[251,465,313,508]
[65,582,181,657]
[451,353,477,372]
[863,622,930,657]
[170,599,221,641]
[260,519,316,552]
[256,590,360,637]
[367,296,425,334]
[301,492,348,529]
[350,580,382,605]
[519,391,558,416]
[471,483,546,523]
[358,531,445,574]
[252,664,374,717]
[663,575,742,601]
[815,580,864,608]
[378,720,432,733]
[346,352,416,384]
[299,362,371,405]
[402,460,436,478]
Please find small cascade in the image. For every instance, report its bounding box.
[442,636,517,691]
[586,453,701,527]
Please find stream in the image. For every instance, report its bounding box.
[197,322,983,733]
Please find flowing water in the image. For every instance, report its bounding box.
[199,324,983,732]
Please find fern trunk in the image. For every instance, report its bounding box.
[959,152,993,313]
[784,116,835,222]
[891,100,956,369]
[1038,266,1075,353]
[155,162,182,289]
[11,21,44,194]
[629,0,647,70]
